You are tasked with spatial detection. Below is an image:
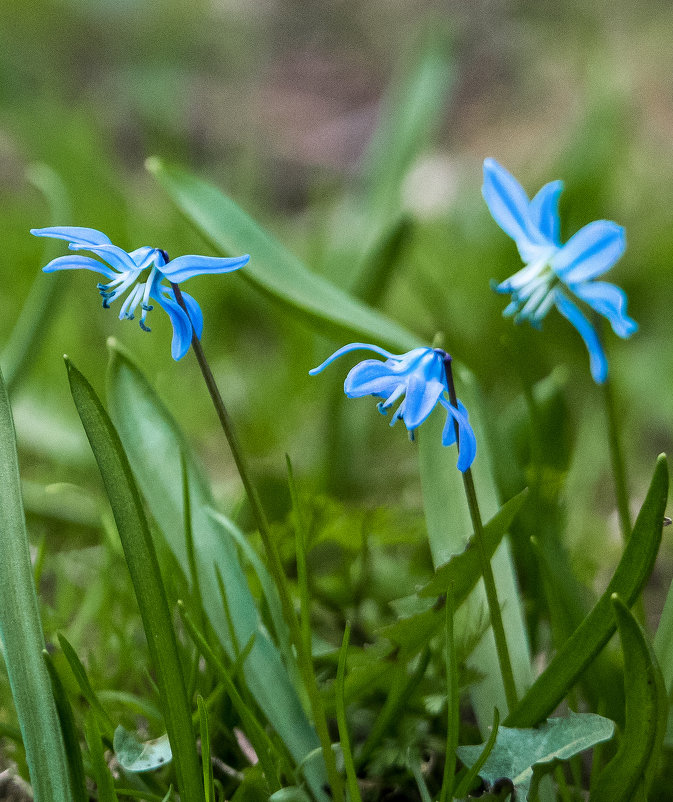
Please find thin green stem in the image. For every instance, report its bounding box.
[443,355,518,713]
[170,283,344,802]
[603,376,632,540]
[439,585,458,802]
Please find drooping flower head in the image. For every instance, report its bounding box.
[31,226,249,360]
[482,158,637,383]
[310,343,476,471]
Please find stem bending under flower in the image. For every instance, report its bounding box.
[169,282,344,802]
[442,354,519,714]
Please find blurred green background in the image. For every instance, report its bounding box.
[2,0,673,758]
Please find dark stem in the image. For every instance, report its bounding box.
[442,355,518,712]
[170,282,345,802]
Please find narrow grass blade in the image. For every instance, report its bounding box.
[286,455,312,665]
[507,455,668,728]
[439,587,459,802]
[42,650,88,802]
[2,164,71,393]
[335,623,362,802]
[58,632,114,736]
[146,158,419,353]
[106,342,325,796]
[198,695,215,802]
[0,366,72,801]
[85,710,119,802]
[591,595,667,801]
[452,708,500,800]
[65,357,204,802]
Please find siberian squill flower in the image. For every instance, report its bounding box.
[483,158,637,383]
[310,343,476,471]
[31,226,249,360]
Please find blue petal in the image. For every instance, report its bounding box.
[73,243,139,273]
[529,180,563,246]
[344,360,404,398]
[401,373,445,430]
[42,254,117,279]
[482,158,550,260]
[554,292,608,383]
[30,226,112,247]
[152,288,195,360]
[551,220,625,283]
[309,343,399,375]
[177,290,204,340]
[440,398,477,471]
[160,254,250,283]
[569,281,637,339]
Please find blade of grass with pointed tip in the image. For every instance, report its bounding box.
[591,596,667,802]
[363,25,454,219]
[335,623,362,802]
[42,650,88,802]
[0,366,72,802]
[145,158,419,353]
[452,708,500,800]
[3,164,71,393]
[418,367,533,729]
[65,357,204,802]
[106,341,326,798]
[85,710,119,802]
[506,455,668,729]
[198,695,215,802]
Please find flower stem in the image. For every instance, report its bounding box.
[443,355,518,713]
[603,375,632,540]
[170,283,345,802]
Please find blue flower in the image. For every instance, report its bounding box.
[309,343,476,471]
[31,226,249,360]
[482,158,637,383]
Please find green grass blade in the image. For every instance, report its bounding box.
[42,650,88,802]
[335,623,362,802]
[507,454,668,728]
[106,341,326,797]
[452,708,500,800]
[145,158,419,353]
[363,25,454,219]
[591,595,667,801]
[57,632,114,736]
[439,587,459,802]
[3,164,71,393]
[0,366,72,801]
[85,710,119,802]
[197,695,215,802]
[65,357,204,802]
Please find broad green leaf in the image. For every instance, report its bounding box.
[363,26,454,219]
[85,711,119,802]
[106,342,327,798]
[418,367,533,729]
[457,712,614,799]
[419,488,528,598]
[2,164,71,393]
[114,726,172,773]
[591,596,667,802]
[0,366,72,802]
[42,650,88,802]
[66,358,204,802]
[145,157,419,353]
[507,454,668,728]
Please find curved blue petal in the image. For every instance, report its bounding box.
[42,254,117,279]
[401,373,445,430]
[344,360,403,398]
[152,288,194,360]
[31,226,112,248]
[440,398,477,471]
[309,342,400,375]
[529,180,563,246]
[554,292,608,383]
[178,290,204,340]
[551,220,625,283]
[160,254,250,283]
[569,280,638,338]
[73,242,139,273]
[482,158,550,260]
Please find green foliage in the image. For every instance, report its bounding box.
[113,727,173,773]
[457,712,615,799]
